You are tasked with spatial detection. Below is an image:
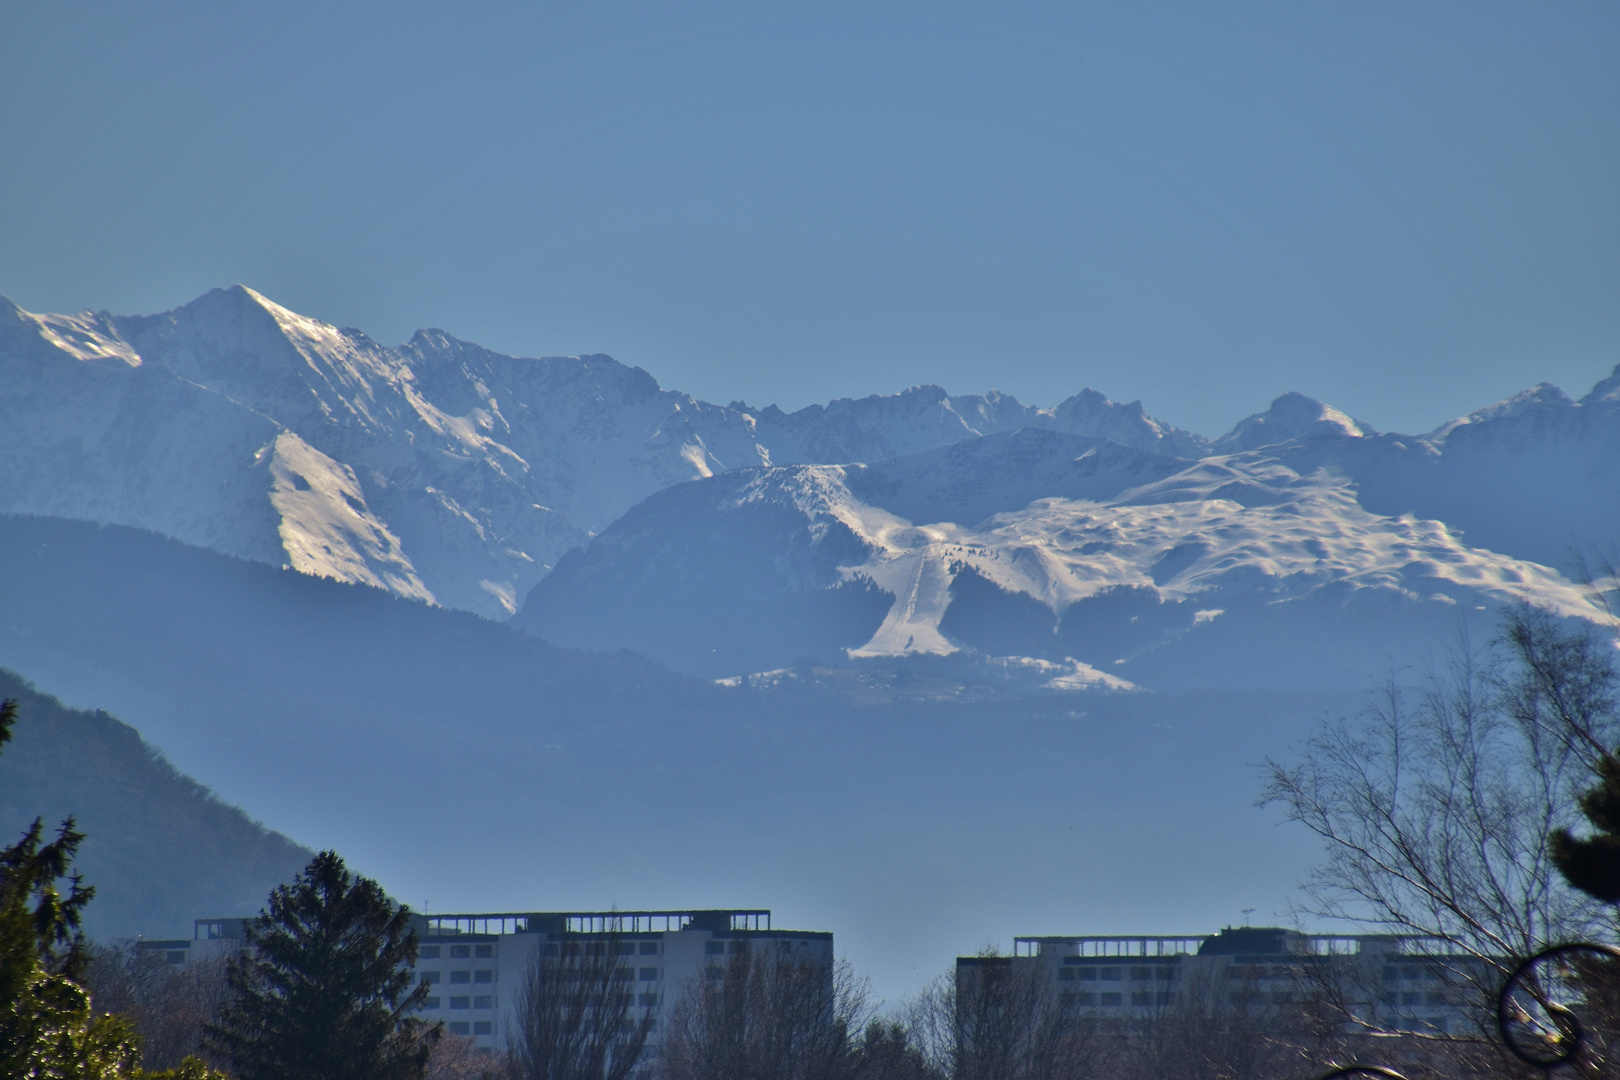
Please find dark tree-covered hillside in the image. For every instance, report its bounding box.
[0,670,311,940]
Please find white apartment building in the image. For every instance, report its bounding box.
[957,926,1493,1039]
[150,908,834,1056]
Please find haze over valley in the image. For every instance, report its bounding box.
[1,286,1615,1001]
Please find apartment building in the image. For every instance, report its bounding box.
[146,908,834,1055]
[957,926,1491,1038]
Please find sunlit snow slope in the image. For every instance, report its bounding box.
[516,384,1620,688]
[0,287,1194,616]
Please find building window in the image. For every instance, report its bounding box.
[450,997,470,1010]
[474,971,493,984]
[474,945,493,958]
[1130,967,1151,981]
[616,943,636,956]
[473,996,492,1010]
[640,992,659,1007]
[640,942,659,955]
[1057,969,1075,982]
[1100,993,1122,1007]
[1100,967,1122,981]
[1402,992,1420,1006]
[1079,969,1098,982]
[705,942,725,955]
[450,971,471,984]
[1156,967,1175,981]
[448,1022,469,1036]
[424,998,441,1010]
[420,972,440,984]
[640,968,659,982]
[1131,992,1151,1007]
[450,946,471,959]
[728,941,747,954]
[1078,993,1097,1007]
[1156,992,1173,1006]
[473,1021,492,1036]
[420,947,441,960]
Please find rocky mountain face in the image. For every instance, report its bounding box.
[515,372,1620,688]
[0,286,1199,616]
[2,285,1614,691]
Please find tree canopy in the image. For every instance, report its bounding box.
[206,850,437,1080]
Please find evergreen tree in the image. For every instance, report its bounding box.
[1552,752,1620,904]
[205,850,438,1080]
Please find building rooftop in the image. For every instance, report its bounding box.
[1009,929,1462,959]
[416,909,774,936]
[192,908,778,940]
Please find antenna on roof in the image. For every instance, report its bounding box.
[1242,908,1256,927]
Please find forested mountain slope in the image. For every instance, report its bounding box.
[0,669,310,939]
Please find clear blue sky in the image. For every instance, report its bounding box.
[2,1,1616,437]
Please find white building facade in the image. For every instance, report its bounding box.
[957,926,1493,1039]
[150,908,834,1057]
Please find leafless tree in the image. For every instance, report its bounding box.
[847,1018,940,1080]
[656,948,870,1080]
[85,940,232,1071]
[1262,605,1620,1048]
[508,929,653,1080]
[428,1029,514,1080]
[896,972,959,1080]
[902,955,1109,1080]
[1113,963,1316,1080]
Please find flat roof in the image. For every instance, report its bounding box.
[420,909,775,935]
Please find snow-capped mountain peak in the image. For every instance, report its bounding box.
[1582,362,1620,407]
[1212,391,1376,453]
[5,285,1615,660]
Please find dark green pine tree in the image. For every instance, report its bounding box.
[1552,752,1620,904]
[205,850,439,1080]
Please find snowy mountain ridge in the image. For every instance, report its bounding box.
[514,385,1620,689]
[0,286,1205,614]
[3,285,1616,689]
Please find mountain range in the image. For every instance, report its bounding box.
[7,285,1609,689]
[0,285,1201,619]
[2,285,1617,998]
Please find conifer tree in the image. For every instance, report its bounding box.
[205,850,438,1080]
[1551,752,1620,904]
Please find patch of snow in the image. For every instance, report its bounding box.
[268,432,434,603]
[823,455,1607,659]
[480,579,518,614]
[984,654,1138,691]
